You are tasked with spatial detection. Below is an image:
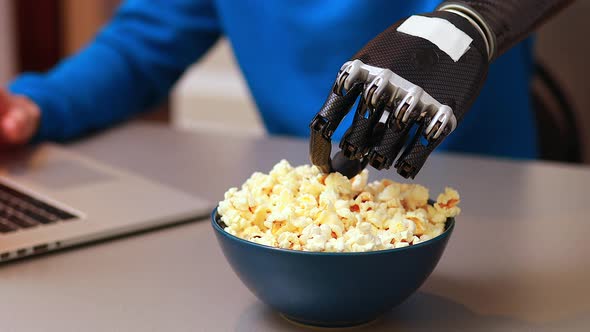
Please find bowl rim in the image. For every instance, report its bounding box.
[211,205,455,257]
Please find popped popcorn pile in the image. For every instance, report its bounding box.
[218,160,460,252]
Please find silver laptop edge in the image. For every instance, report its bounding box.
[0,143,213,262]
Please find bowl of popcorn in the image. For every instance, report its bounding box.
[212,160,460,328]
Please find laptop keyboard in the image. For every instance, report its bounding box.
[0,182,78,233]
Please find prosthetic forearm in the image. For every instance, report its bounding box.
[310,0,573,179]
[444,0,574,59]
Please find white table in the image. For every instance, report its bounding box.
[1,123,589,331]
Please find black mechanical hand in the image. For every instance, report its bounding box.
[310,0,573,179]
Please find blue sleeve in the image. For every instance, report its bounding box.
[9,0,220,142]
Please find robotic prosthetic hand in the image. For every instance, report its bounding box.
[310,0,573,179]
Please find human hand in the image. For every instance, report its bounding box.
[0,89,40,146]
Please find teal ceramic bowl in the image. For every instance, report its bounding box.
[212,207,454,328]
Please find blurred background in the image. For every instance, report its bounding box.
[0,0,588,163]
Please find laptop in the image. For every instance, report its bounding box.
[0,143,212,262]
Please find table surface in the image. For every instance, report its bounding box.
[1,122,589,332]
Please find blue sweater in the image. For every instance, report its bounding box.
[9,0,537,158]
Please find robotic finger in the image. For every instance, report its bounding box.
[309,82,363,175]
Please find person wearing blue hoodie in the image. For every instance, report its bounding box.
[0,0,572,176]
